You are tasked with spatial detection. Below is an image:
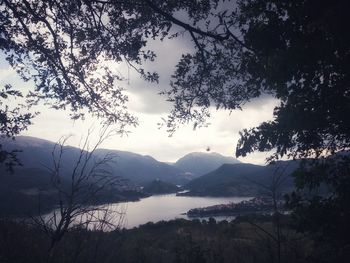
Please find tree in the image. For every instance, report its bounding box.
[285,155,350,262]
[164,0,350,160]
[32,126,125,261]
[0,0,247,169]
[0,0,240,167]
[163,1,350,261]
[0,0,151,166]
[161,1,350,261]
[243,163,293,263]
[2,1,348,156]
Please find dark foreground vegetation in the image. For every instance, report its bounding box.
[0,216,318,263]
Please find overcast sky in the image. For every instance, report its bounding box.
[0,34,278,165]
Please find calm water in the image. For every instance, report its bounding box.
[113,194,251,228]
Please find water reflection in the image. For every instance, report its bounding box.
[115,194,251,228]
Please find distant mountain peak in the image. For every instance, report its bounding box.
[174,152,240,178]
[186,151,225,156]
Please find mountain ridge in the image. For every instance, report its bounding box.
[2,136,243,183]
[183,161,299,196]
[1,136,187,185]
[1,135,299,200]
[173,151,241,178]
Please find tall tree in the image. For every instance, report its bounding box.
[162,1,350,261]
[164,0,350,161]
[0,0,227,166]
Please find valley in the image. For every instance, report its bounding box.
[1,136,297,221]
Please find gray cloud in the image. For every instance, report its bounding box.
[123,33,194,115]
[2,25,277,165]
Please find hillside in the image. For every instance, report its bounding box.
[2,136,188,186]
[0,217,311,263]
[94,148,188,185]
[142,180,180,195]
[184,161,299,196]
[0,166,65,216]
[174,152,240,178]
[1,136,88,181]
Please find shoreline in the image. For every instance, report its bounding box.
[186,197,285,218]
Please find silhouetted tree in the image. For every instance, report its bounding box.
[243,163,296,263]
[0,0,255,164]
[286,155,350,262]
[32,126,125,262]
[148,1,350,261]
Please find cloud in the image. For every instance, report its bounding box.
[119,34,194,115]
[19,96,276,164]
[3,29,278,165]
[215,96,279,136]
[0,65,17,83]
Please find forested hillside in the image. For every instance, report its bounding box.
[185,161,298,196]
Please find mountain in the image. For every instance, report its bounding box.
[142,180,180,195]
[0,136,190,215]
[1,136,188,186]
[174,152,240,178]
[94,149,187,185]
[184,161,299,196]
[0,166,65,216]
[1,136,86,180]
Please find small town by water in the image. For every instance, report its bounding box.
[187,197,284,217]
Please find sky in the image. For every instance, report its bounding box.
[0,34,279,165]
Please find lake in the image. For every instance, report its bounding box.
[112,194,251,228]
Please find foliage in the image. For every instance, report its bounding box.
[151,1,350,261]
[147,2,350,261]
[0,0,237,166]
[286,155,350,261]
[0,0,225,130]
[1,1,349,160]
[0,217,311,263]
[235,0,350,160]
[0,0,157,166]
[160,0,350,161]
[0,84,34,170]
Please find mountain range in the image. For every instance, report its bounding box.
[1,136,241,186]
[1,136,302,215]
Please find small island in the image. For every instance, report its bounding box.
[186,197,284,217]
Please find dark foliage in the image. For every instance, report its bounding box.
[286,155,350,262]
[235,0,350,160]
[0,217,311,263]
